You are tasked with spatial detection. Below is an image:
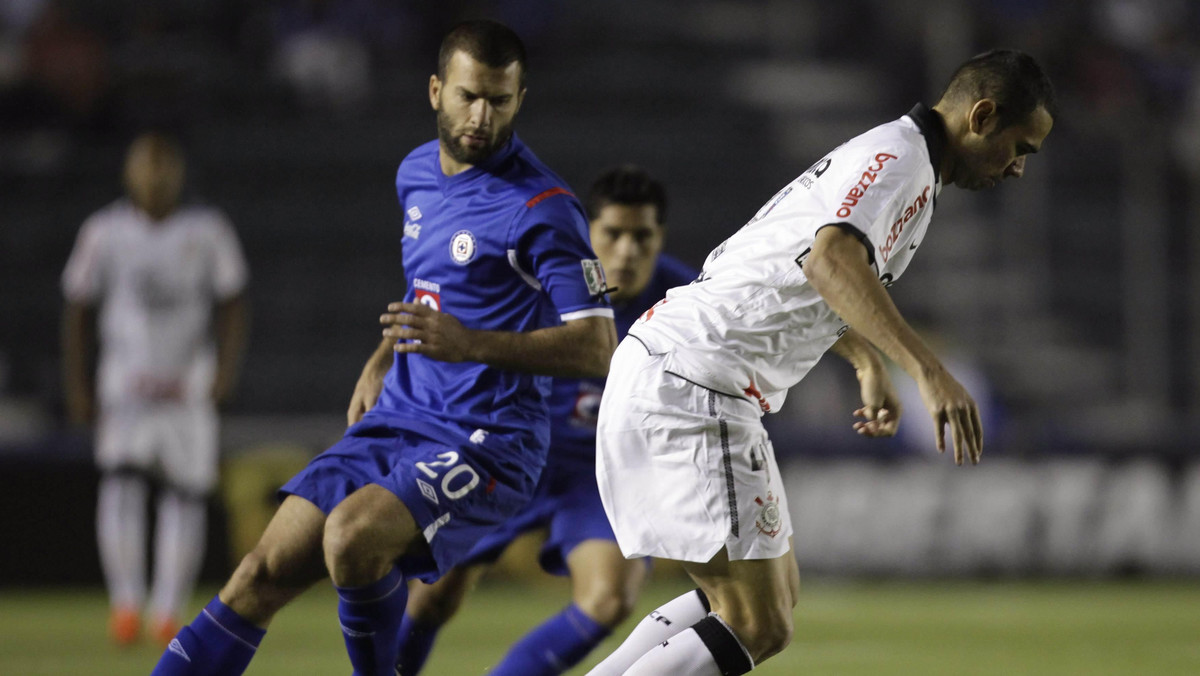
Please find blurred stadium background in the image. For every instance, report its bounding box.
[3,0,1200,673]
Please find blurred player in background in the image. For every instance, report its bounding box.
[61,132,250,647]
[587,50,1056,675]
[393,166,698,675]
[150,19,617,676]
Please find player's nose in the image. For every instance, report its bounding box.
[1005,156,1026,179]
[470,99,493,127]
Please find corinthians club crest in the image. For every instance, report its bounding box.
[755,492,782,537]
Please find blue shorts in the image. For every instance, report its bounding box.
[462,456,620,576]
[279,421,537,583]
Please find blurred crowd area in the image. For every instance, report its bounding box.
[3,0,1200,460]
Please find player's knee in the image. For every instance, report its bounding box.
[223,549,286,622]
[575,583,638,628]
[322,509,384,586]
[407,586,464,626]
[230,547,277,592]
[735,609,793,663]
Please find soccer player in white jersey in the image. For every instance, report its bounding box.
[61,132,250,647]
[587,50,1056,675]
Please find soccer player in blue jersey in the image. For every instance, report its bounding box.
[150,20,617,676]
[392,166,698,676]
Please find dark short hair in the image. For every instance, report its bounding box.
[938,49,1057,129]
[437,20,527,86]
[586,165,668,224]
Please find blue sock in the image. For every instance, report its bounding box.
[490,603,611,676]
[394,612,441,676]
[337,567,409,676]
[150,596,266,676]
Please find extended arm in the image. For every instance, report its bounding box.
[803,226,982,464]
[61,301,97,426]
[381,302,617,378]
[211,292,249,407]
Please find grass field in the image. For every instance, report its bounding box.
[2,577,1199,675]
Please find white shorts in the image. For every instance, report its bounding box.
[97,402,219,494]
[596,339,792,562]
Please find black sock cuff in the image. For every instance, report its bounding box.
[694,588,711,613]
[693,615,753,675]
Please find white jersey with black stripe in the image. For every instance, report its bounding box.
[628,105,944,414]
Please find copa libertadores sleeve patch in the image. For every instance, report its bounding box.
[581,259,607,296]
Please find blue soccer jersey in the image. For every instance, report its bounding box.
[546,253,698,467]
[366,134,612,481]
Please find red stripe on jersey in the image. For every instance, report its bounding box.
[525,186,573,208]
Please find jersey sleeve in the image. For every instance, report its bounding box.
[61,216,108,304]
[817,143,926,256]
[208,212,249,300]
[513,192,613,322]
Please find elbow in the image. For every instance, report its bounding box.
[582,321,617,378]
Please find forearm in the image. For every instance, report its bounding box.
[364,335,396,376]
[805,229,943,381]
[467,317,617,378]
[830,328,886,374]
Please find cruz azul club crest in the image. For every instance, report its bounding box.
[755,492,782,537]
[450,230,477,264]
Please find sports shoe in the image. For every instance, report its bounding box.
[109,607,141,646]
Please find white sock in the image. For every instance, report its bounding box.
[625,615,754,676]
[586,589,709,675]
[148,490,207,622]
[97,474,148,609]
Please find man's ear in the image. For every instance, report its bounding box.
[968,99,999,136]
[429,75,442,111]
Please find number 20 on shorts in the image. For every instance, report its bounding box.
[415,451,480,500]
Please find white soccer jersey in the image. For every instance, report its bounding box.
[62,199,248,407]
[629,105,945,413]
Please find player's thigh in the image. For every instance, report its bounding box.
[405,563,489,626]
[682,545,798,630]
[566,539,648,625]
[95,406,156,473]
[241,495,328,586]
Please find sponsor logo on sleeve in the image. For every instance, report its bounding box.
[836,152,899,219]
[450,230,477,264]
[407,206,422,220]
[798,157,832,189]
[581,258,607,297]
[879,185,931,263]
